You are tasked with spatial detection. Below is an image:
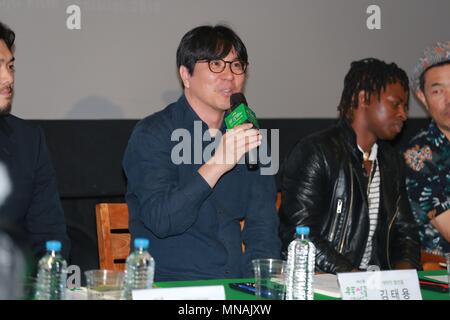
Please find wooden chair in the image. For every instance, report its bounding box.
[421,250,446,271]
[95,203,131,271]
[96,192,282,264]
[276,191,282,212]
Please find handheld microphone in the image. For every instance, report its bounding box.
[225,93,259,170]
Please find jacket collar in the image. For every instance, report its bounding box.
[337,118,365,162]
[336,118,389,163]
[0,115,13,138]
[0,116,13,161]
[428,120,450,148]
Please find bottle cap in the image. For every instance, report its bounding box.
[295,226,310,235]
[367,265,380,272]
[134,238,149,250]
[46,240,62,252]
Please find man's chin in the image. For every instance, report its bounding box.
[0,104,12,116]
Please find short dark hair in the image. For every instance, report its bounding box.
[337,58,409,121]
[0,21,15,51]
[176,25,248,75]
[419,60,450,92]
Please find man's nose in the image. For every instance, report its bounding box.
[0,66,13,86]
[398,105,408,121]
[221,63,235,80]
[445,88,450,105]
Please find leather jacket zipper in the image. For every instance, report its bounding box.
[337,199,343,214]
[328,199,343,242]
[386,197,400,269]
[339,163,354,253]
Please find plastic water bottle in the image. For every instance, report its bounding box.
[285,226,316,300]
[122,238,155,300]
[34,240,67,300]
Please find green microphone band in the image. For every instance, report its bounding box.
[224,103,260,129]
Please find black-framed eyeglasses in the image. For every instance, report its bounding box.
[197,59,248,75]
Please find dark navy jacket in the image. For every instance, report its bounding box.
[0,115,70,260]
[123,96,281,281]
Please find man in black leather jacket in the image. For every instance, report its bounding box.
[279,58,421,273]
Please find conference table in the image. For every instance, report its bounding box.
[62,269,448,300]
[152,270,449,300]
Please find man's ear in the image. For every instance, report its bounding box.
[179,66,191,89]
[416,90,429,111]
[357,90,368,108]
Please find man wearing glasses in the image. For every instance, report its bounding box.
[123,25,281,281]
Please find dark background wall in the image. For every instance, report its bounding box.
[31,118,430,273]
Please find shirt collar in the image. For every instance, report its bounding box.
[179,94,227,134]
[428,120,450,148]
[357,143,378,161]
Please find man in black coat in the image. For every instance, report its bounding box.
[0,21,70,260]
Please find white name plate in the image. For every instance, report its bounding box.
[337,269,422,300]
[132,285,226,300]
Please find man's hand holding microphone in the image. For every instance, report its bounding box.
[198,93,260,188]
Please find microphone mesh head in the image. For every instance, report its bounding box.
[230,93,247,109]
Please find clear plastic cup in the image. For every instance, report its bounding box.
[252,258,286,300]
[84,270,124,300]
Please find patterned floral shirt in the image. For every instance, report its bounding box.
[403,121,450,255]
